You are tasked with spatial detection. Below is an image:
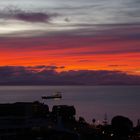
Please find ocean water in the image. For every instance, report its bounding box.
[0,86,140,125]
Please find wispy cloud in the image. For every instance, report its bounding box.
[0,24,139,53]
[0,0,140,36]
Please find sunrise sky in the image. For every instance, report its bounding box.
[0,0,140,77]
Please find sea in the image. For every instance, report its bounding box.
[0,86,139,125]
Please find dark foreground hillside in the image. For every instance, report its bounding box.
[0,101,139,140]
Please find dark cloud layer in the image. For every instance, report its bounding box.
[15,12,52,22]
[0,66,139,85]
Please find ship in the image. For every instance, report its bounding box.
[42,92,62,100]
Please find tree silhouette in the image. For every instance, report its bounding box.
[111,115,133,136]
